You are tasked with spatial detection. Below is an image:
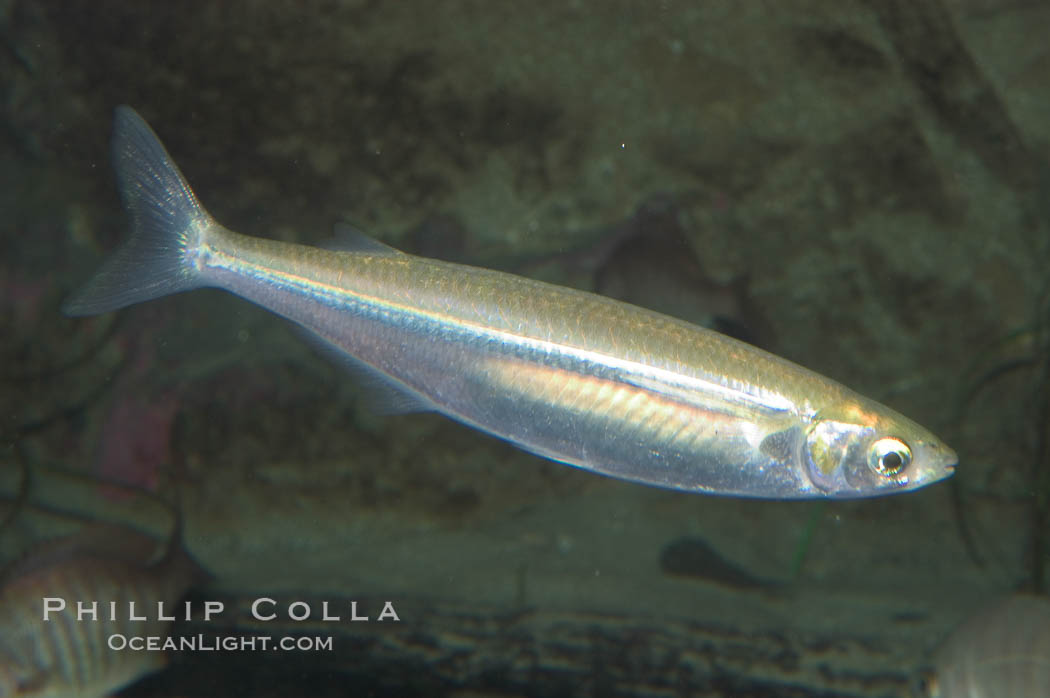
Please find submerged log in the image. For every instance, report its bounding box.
[142,592,913,698]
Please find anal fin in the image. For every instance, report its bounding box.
[297,325,432,415]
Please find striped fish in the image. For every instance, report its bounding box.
[63,107,957,499]
[919,595,1050,698]
[0,523,203,697]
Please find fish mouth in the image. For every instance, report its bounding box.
[935,450,958,479]
[911,443,957,488]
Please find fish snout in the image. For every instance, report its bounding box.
[915,439,958,485]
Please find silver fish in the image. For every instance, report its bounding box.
[919,595,1050,698]
[0,523,204,697]
[63,107,957,499]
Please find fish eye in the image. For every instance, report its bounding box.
[868,437,911,476]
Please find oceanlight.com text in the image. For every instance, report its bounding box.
[107,633,334,652]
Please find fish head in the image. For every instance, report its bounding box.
[803,397,956,498]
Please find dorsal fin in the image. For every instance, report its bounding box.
[325,222,405,255]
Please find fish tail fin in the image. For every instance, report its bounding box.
[62,106,213,316]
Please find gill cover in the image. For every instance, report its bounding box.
[805,420,855,493]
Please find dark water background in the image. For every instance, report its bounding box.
[2,1,1048,696]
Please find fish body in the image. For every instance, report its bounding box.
[0,525,203,697]
[922,595,1050,698]
[64,107,957,499]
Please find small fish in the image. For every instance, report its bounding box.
[0,521,204,697]
[918,594,1050,698]
[64,107,957,499]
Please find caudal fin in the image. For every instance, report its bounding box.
[62,106,212,316]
